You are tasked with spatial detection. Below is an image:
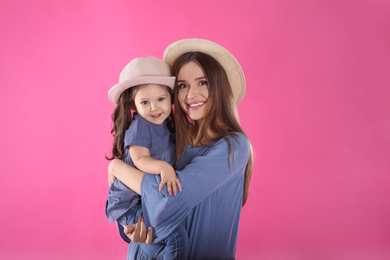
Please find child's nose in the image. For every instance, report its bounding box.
[150,102,158,111]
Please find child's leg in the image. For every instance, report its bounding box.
[163,225,188,260]
[105,179,142,226]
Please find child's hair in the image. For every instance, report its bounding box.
[172,52,253,206]
[106,85,174,161]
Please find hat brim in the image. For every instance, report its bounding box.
[108,76,175,105]
[163,38,245,105]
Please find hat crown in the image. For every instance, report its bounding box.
[163,38,245,105]
[119,56,171,83]
[108,56,175,105]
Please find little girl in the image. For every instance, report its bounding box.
[105,56,187,259]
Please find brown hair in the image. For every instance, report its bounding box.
[172,52,253,206]
[106,85,174,160]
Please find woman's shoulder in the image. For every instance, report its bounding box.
[210,132,250,154]
[217,132,249,146]
[186,132,250,169]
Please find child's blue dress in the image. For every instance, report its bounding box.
[105,115,188,259]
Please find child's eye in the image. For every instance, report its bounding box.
[141,101,149,105]
[199,80,208,86]
[158,97,165,102]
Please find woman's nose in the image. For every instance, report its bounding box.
[187,86,199,99]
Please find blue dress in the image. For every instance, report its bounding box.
[124,132,250,259]
[106,115,188,259]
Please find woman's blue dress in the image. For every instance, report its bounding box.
[123,133,250,259]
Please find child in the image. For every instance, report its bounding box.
[105,56,188,259]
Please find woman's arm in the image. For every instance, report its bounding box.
[140,133,251,242]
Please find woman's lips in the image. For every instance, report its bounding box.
[187,101,206,109]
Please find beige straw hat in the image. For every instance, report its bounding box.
[108,56,175,105]
[163,38,246,105]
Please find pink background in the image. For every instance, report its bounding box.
[1,0,389,259]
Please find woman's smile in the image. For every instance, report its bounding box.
[187,101,207,109]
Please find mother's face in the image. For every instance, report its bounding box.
[176,61,209,121]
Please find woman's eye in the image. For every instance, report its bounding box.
[199,80,208,86]
[178,83,187,89]
[141,101,149,105]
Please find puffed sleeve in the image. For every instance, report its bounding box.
[140,133,251,243]
[124,116,152,149]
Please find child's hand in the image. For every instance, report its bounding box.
[159,165,182,196]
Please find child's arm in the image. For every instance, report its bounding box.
[108,159,143,195]
[130,145,182,196]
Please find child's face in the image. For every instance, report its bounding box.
[133,84,172,125]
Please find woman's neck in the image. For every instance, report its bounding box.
[190,121,218,147]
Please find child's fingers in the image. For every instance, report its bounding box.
[176,179,182,192]
[167,182,172,196]
[172,182,178,196]
[159,182,164,192]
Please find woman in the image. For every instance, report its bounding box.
[109,38,253,259]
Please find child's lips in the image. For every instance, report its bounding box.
[151,113,162,118]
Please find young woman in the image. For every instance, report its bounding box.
[108,38,253,259]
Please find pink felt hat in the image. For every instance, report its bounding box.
[163,38,246,105]
[108,56,175,105]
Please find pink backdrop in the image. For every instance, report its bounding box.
[1,0,389,259]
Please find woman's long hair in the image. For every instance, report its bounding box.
[172,52,253,206]
[106,85,174,160]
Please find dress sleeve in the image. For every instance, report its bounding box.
[124,116,152,149]
[140,133,251,243]
[117,221,131,243]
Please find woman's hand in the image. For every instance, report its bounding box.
[123,216,153,244]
